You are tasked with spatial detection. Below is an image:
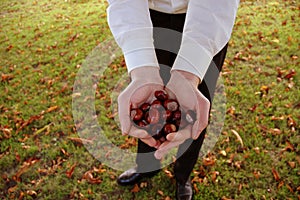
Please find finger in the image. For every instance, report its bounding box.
[154,139,183,160]
[128,126,158,147]
[131,84,164,107]
[166,128,191,141]
[140,137,159,148]
[164,86,177,100]
[192,94,210,139]
[118,93,132,135]
[154,129,190,159]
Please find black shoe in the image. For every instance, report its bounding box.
[117,167,159,186]
[176,178,193,200]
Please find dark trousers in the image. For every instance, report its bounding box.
[136,9,228,184]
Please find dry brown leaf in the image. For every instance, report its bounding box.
[272,168,280,182]
[203,156,216,166]
[286,183,294,193]
[269,128,282,135]
[131,184,140,193]
[285,140,295,152]
[46,106,59,113]
[284,69,296,79]
[211,171,219,183]
[157,190,164,196]
[14,158,39,182]
[66,163,77,178]
[221,196,233,200]
[253,171,261,179]
[231,129,244,147]
[287,161,296,169]
[82,170,102,184]
[67,137,93,145]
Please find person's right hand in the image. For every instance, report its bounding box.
[118,66,164,148]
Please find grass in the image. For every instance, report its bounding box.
[0,0,299,199]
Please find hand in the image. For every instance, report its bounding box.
[154,70,210,159]
[118,66,164,148]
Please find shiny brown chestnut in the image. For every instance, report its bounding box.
[130,108,143,122]
[163,99,179,112]
[137,120,148,128]
[162,109,173,122]
[140,102,151,112]
[186,110,196,124]
[172,110,181,121]
[150,123,164,137]
[163,123,177,135]
[151,99,163,109]
[154,90,169,101]
[146,107,160,124]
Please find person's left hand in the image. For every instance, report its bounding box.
[154,70,210,160]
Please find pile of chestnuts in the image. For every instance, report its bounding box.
[130,90,196,142]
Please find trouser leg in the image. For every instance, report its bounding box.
[174,44,228,184]
[136,9,228,178]
[136,10,186,173]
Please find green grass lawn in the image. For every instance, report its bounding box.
[0,0,299,199]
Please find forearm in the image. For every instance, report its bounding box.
[106,0,159,73]
[172,0,240,81]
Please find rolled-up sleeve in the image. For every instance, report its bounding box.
[107,0,159,74]
[172,0,240,81]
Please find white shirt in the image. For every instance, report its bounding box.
[107,0,240,81]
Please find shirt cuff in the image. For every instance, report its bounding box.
[171,36,213,81]
[124,48,159,74]
[116,28,159,74]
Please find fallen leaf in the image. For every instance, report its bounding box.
[231,129,244,147]
[46,106,59,113]
[67,137,93,145]
[211,171,219,183]
[221,196,233,200]
[14,158,40,181]
[272,168,280,182]
[287,161,296,169]
[269,128,281,135]
[82,170,102,184]
[131,184,140,193]
[26,190,37,197]
[1,73,14,82]
[284,140,295,152]
[284,69,296,79]
[253,171,260,179]
[286,183,294,193]
[66,163,77,178]
[203,156,216,166]
[157,190,164,196]
[6,44,13,51]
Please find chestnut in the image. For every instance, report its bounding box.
[159,136,166,143]
[140,102,151,112]
[137,120,148,128]
[163,123,177,135]
[150,123,164,138]
[186,110,196,124]
[130,108,143,122]
[163,99,179,112]
[162,109,172,122]
[146,107,160,124]
[172,110,181,121]
[151,99,163,109]
[154,90,169,101]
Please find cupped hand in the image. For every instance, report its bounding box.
[154,70,210,159]
[118,66,164,148]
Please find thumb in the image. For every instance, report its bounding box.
[118,93,132,135]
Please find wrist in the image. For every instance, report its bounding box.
[130,66,161,81]
[172,70,200,87]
